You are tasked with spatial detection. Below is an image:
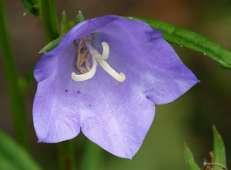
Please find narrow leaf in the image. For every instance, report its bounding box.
[39,37,60,54]
[0,130,41,170]
[213,126,227,170]
[184,144,200,170]
[133,17,231,69]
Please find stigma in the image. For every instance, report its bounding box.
[71,40,126,82]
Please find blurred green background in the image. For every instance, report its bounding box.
[0,0,230,170]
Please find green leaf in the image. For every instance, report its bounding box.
[184,144,200,170]
[21,0,39,16]
[213,126,227,170]
[39,37,60,54]
[133,17,231,69]
[0,130,41,170]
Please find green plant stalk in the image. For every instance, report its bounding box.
[38,1,76,169]
[39,0,59,40]
[0,0,28,147]
[82,142,102,170]
[136,17,231,69]
[57,142,77,170]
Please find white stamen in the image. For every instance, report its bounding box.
[101,42,110,59]
[97,59,126,82]
[71,41,126,82]
[71,58,97,81]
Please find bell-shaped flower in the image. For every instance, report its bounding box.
[33,15,198,159]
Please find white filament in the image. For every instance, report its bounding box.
[101,42,110,59]
[97,58,126,82]
[71,58,97,81]
[71,41,126,82]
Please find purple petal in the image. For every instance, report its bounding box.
[33,79,81,143]
[94,16,199,105]
[79,76,155,159]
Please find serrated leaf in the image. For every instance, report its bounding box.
[39,37,60,54]
[0,130,41,170]
[184,144,200,170]
[213,126,227,170]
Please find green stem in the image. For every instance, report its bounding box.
[136,17,231,69]
[57,142,77,170]
[82,141,102,170]
[39,0,59,40]
[0,0,28,146]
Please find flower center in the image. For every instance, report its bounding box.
[71,40,126,82]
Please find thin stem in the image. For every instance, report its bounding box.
[0,0,28,146]
[39,0,59,40]
[57,142,77,170]
[82,141,102,170]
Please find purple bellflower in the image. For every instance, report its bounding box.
[33,15,198,159]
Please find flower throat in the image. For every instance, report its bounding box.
[71,38,126,82]
[75,39,91,74]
